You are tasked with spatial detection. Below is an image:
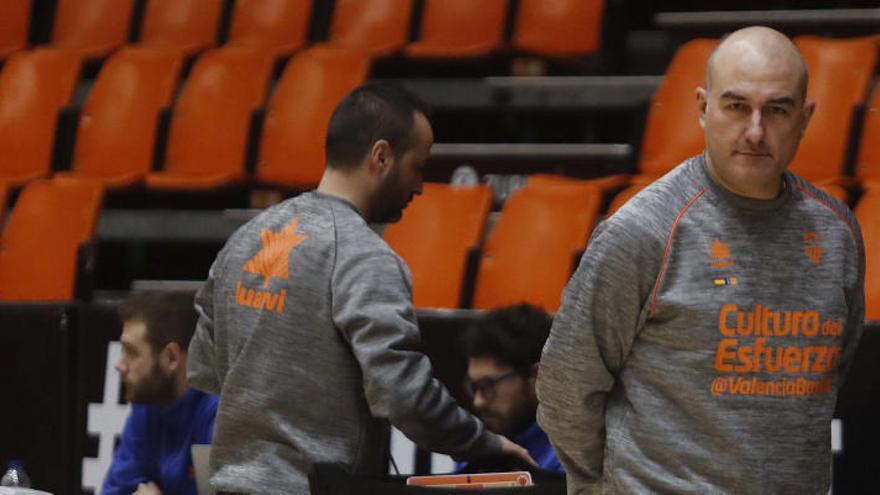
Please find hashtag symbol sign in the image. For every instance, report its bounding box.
[81,342,131,494]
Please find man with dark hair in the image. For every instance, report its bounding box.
[187,82,533,494]
[458,304,563,473]
[104,291,219,495]
[325,83,429,170]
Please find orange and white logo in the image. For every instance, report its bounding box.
[236,215,308,313]
[710,239,735,268]
[803,231,823,266]
[242,214,309,287]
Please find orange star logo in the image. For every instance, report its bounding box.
[242,215,309,287]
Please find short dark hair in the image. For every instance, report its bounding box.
[118,291,199,353]
[325,82,431,169]
[461,304,552,371]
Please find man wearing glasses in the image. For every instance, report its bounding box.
[457,304,564,473]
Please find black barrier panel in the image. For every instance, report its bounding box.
[416,311,478,409]
[75,298,129,495]
[834,326,880,494]
[0,303,78,495]
[412,311,480,474]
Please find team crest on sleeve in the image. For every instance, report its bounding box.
[236,214,309,313]
[803,231,823,266]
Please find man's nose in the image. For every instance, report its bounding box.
[115,358,125,375]
[744,109,765,145]
[473,390,489,411]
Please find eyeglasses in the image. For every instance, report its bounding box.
[465,370,523,401]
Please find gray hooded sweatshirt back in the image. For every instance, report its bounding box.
[187,192,499,494]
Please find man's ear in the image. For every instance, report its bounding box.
[697,86,708,129]
[528,363,539,383]
[367,139,393,177]
[801,100,816,136]
[160,342,184,374]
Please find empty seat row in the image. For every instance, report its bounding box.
[5,175,880,322]
[0,0,608,62]
[0,177,599,309]
[384,178,601,312]
[4,33,880,197]
[0,45,370,190]
[6,0,222,59]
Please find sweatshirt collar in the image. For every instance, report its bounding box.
[697,152,791,212]
[309,191,361,215]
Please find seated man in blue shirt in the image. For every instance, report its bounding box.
[104,291,219,495]
[457,304,564,473]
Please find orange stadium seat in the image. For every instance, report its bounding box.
[597,38,716,212]
[817,185,849,204]
[0,49,81,187]
[0,182,7,219]
[56,48,183,189]
[0,178,103,301]
[255,47,371,189]
[139,0,223,55]
[0,0,31,58]
[855,189,880,321]
[405,0,507,59]
[146,47,274,190]
[790,36,877,191]
[227,0,312,57]
[383,183,493,308]
[854,84,880,189]
[472,175,602,312]
[50,0,134,59]
[327,0,413,57]
[637,38,716,180]
[512,0,605,57]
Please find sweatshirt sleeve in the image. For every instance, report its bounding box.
[102,409,152,495]
[187,261,222,395]
[536,218,661,493]
[331,249,501,459]
[836,218,866,387]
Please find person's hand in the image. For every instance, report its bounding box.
[133,481,162,495]
[498,434,538,469]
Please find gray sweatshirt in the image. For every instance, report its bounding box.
[187,192,500,494]
[537,154,865,494]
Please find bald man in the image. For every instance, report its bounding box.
[538,27,865,494]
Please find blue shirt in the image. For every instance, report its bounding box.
[456,421,564,473]
[103,388,218,495]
